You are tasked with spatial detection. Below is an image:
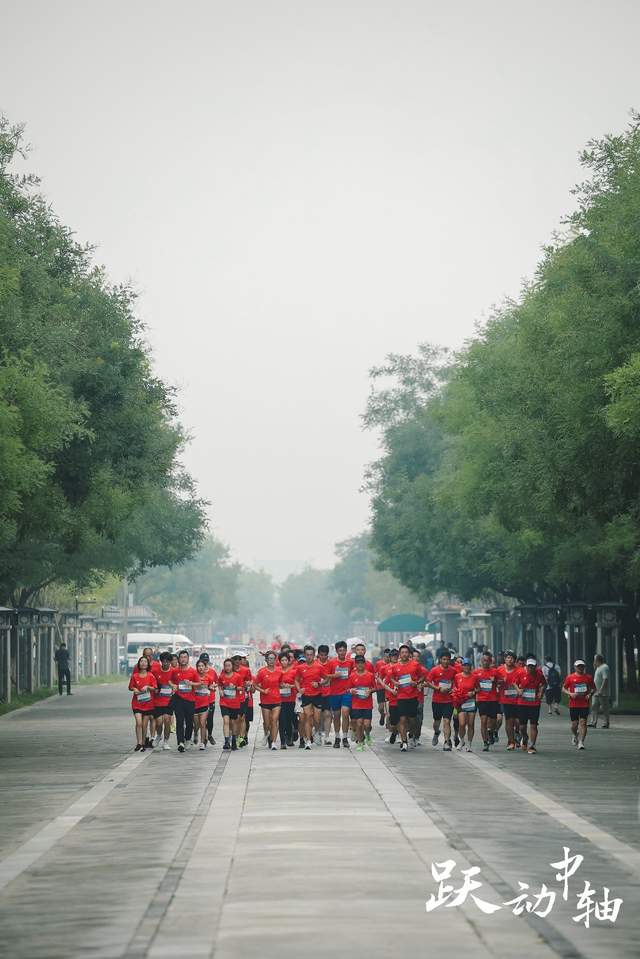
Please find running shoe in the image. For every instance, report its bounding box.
[231,738,238,751]
[456,740,465,750]
[223,741,230,751]
[432,732,439,747]
[208,735,216,746]
[571,735,578,746]
[342,737,350,748]
[384,735,391,743]
[280,744,287,750]
[466,744,472,752]
[356,743,365,752]
[324,736,332,746]
[577,742,585,750]
[237,736,246,747]
[141,746,146,752]
[454,735,460,748]
[271,743,278,751]
[520,742,528,751]
[178,744,185,753]
[262,734,269,747]
[379,715,385,726]
[134,744,142,752]
[154,732,163,747]
[443,741,452,752]
[400,742,408,752]
[389,732,397,745]
[527,746,537,754]
[414,738,421,746]
[482,742,490,752]
[199,743,205,751]
[299,740,306,749]
[162,742,171,751]
[333,739,341,748]
[304,741,312,750]
[507,743,515,751]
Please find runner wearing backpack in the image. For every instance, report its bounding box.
[543,659,562,715]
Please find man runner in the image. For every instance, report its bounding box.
[563,659,595,750]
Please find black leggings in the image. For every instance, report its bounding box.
[173,696,195,745]
[207,704,216,736]
[279,701,295,744]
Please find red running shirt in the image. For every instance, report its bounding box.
[389,660,423,700]
[218,671,244,709]
[255,666,283,705]
[428,665,457,704]
[129,671,157,712]
[278,666,298,703]
[172,666,198,703]
[496,665,520,705]
[328,656,353,694]
[349,671,376,710]
[154,667,175,708]
[473,667,499,702]
[564,672,595,709]
[296,661,325,696]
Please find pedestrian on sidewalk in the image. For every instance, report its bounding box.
[54,642,72,696]
[542,659,562,715]
[589,654,610,728]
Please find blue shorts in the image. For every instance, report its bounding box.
[330,693,352,711]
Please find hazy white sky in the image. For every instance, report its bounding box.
[2,1,639,575]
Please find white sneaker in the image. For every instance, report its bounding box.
[384,735,391,743]
[304,739,312,750]
[199,742,205,751]
[162,742,171,751]
[571,735,578,746]
[271,742,278,751]
[577,741,585,750]
[466,744,473,752]
[457,740,466,750]
[400,742,408,752]
[154,732,162,747]
[262,734,269,746]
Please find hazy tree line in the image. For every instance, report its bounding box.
[365,114,640,686]
[0,118,206,606]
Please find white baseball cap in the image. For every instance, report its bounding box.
[525,657,537,666]
[574,659,585,667]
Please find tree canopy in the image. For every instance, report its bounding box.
[0,118,207,605]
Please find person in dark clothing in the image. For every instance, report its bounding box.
[54,643,72,695]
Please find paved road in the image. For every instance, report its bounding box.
[0,685,638,958]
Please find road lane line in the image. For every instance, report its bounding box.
[453,751,640,877]
[0,752,149,893]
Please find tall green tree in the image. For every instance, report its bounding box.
[279,567,348,639]
[0,118,207,605]
[329,532,424,620]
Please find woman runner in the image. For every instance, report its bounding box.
[218,658,244,750]
[128,656,157,751]
[153,652,175,750]
[348,656,377,750]
[452,659,477,752]
[193,658,216,750]
[278,651,297,748]
[255,651,282,750]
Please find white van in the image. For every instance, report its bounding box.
[126,633,193,672]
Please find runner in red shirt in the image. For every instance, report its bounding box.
[195,652,219,747]
[426,652,457,751]
[192,658,217,751]
[172,649,198,753]
[473,652,500,752]
[496,651,522,750]
[231,655,253,748]
[349,657,377,749]
[563,660,596,750]
[328,640,354,748]
[516,658,546,754]
[295,645,325,749]
[218,658,245,750]
[316,645,334,745]
[153,652,176,750]
[381,649,400,744]
[411,650,430,745]
[453,659,478,751]
[375,650,391,728]
[255,651,283,751]
[128,656,157,751]
[381,644,423,752]
[277,651,298,748]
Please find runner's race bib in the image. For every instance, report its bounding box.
[461,698,476,712]
[479,679,493,691]
[159,685,173,697]
[222,686,236,698]
[522,688,536,701]
[196,685,209,697]
[178,681,191,692]
[438,680,452,692]
[397,673,412,687]
[280,685,291,696]
[335,667,349,679]
[503,686,517,698]
[574,683,587,695]
[354,687,369,699]
[136,690,151,703]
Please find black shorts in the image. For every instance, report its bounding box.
[519,704,541,725]
[194,704,209,715]
[502,703,519,720]
[321,698,333,712]
[301,695,324,709]
[260,701,280,710]
[545,687,561,704]
[478,701,499,719]
[376,690,386,705]
[388,705,400,726]
[153,704,173,717]
[132,708,154,716]
[570,706,590,721]
[432,702,454,721]
[397,698,418,719]
[351,708,372,721]
[220,705,240,719]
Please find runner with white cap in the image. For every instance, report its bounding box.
[515,657,546,754]
[562,659,596,750]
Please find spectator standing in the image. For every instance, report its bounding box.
[589,654,610,728]
[54,642,72,696]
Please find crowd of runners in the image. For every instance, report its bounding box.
[128,640,602,756]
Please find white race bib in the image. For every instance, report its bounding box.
[280,685,292,695]
[178,681,191,692]
[522,688,536,701]
[460,698,476,712]
[354,687,370,699]
[503,686,517,698]
[479,679,493,691]
[159,684,173,697]
[222,686,236,698]
[196,685,209,697]
[438,681,452,692]
[574,683,587,695]
[335,667,349,679]
[136,690,151,703]
[397,673,412,687]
